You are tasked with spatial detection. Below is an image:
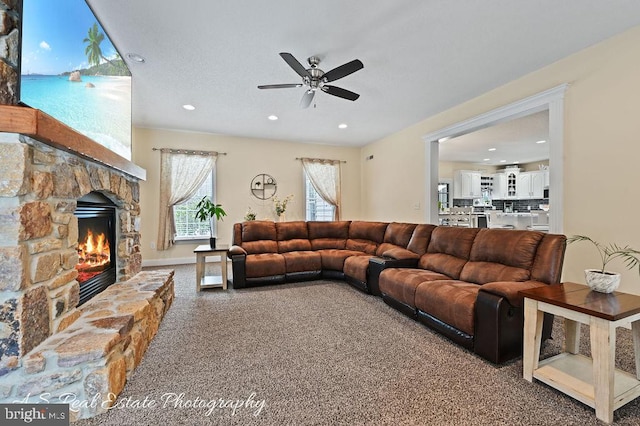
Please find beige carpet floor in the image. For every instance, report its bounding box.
[75,264,640,425]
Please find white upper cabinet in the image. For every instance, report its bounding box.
[517,171,545,199]
[492,173,507,199]
[453,170,482,199]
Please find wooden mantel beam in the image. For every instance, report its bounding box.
[0,104,146,180]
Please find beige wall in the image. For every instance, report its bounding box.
[439,162,498,179]
[133,127,361,263]
[361,26,640,293]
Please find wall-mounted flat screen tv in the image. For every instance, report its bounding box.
[20,0,132,160]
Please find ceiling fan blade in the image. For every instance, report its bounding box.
[322,59,363,83]
[257,83,303,89]
[321,85,360,101]
[280,52,310,78]
[300,90,315,108]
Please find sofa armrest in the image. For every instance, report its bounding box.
[228,246,247,288]
[228,245,247,257]
[380,247,420,261]
[368,256,419,296]
[480,280,548,308]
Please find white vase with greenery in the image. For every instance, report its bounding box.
[568,235,640,293]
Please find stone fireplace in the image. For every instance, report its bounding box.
[0,118,175,421]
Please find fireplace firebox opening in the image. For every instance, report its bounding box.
[75,192,117,305]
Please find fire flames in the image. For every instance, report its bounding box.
[76,229,111,282]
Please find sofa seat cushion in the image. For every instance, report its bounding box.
[317,249,367,271]
[414,280,481,336]
[343,255,375,282]
[282,251,321,273]
[379,268,451,307]
[245,253,286,278]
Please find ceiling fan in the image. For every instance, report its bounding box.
[258,52,364,108]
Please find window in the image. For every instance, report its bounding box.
[438,181,450,209]
[305,175,334,221]
[173,169,215,239]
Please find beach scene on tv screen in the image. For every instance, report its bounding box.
[21,0,132,160]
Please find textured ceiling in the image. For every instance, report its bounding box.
[87,0,640,149]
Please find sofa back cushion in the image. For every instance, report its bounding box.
[406,224,437,256]
[375,222,417,256]
[276,221,312,253]
[460,229,544,284]
[530,233,567,284]
[309,221,350,250]
[241,221,278,254]
[346,221,388,254]
[419,227,479,279]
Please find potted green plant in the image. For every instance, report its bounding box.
[195,196,227,248]
[567,235,640,293]
[244,207,256,221]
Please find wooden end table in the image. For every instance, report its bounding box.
[194,244,229,291]
[520,282,640,424]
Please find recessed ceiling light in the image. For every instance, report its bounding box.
[126,53,146,63]
[499,160,507,163]
[536,140,547,144]
[483,158,491,161]
[513,161,520,164]
[182,104,195,111]
[268,115,278,121]
[338,123,348,129]
[488,148,497,152]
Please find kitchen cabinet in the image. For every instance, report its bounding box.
[506,170,518,198]
[453,170,481,199]
[517,171,545,199]
[492,173,507,199]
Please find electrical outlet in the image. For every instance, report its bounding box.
[150,242,156,250]
[413,202,420,210]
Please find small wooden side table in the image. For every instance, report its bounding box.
[194,244,229,291]
[520,282,640,424]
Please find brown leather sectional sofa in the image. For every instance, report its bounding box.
[228,220,566,363]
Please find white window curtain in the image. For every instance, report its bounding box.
[157,149,217,250]
[301,158,342,220]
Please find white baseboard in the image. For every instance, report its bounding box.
[142,256,229,268]
[142,257,194,267]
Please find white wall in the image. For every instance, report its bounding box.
[360,25,640,293]
[132,128,361,264]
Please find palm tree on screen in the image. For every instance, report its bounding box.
[83,23,115,67]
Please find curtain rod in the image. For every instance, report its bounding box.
[296,157,346,164]
[152,148,226,155]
